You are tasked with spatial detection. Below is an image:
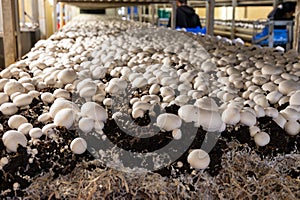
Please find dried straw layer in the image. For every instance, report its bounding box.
[24,142,299,200]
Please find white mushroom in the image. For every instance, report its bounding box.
[172,129,182,140]
[70,137,87,154]
[284,121,300,136]
[4,81,25,96]
[53,88,71,99]
[289,90,300,105]
[18,123,33,135]
[240,110,257,127]
[221,107,240,125]
[157,113,182,131]
[249,126,260,137]
[8,115,28,129]
[29,128,43,139]
[0,93,9,104]
[266,91,282,104]
[13,93,33,107]
[57,68,77,84]
[0,103,18,115]
[254,131,270,147]
[54,108,76,129]
[278,80,300,95]
[187,149,210,170]
[81,102,108,122]
[273,113,287,129]
[41,92,55,104]
[79,117,94,133]
[38,113,52,124]
[2,130,27,152]
[265,107,279,118]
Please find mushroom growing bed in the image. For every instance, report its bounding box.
[0,15,299,199]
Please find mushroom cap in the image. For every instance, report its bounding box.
[4,81,25,96]
[41,92,55,104]
[54,108,76,129]
[221,107,240,125]
[0,92,9,104]
[79,117,94,133]
[284,120,300,136]
[194,97,219,111]
[81,102,108,122]
[240,110,257,127]
[2,130,27,152]
[13,93,33,107]
[49,98,79,118]
[278,80,300,95]
[29,128,43,139]
[18,123,33,135]
[8,115,28,129]
[70,137,87,154]
[289,90,300,106]
[187,149,210,169]
[57,68,77,84]
[178,105,200,123]
[254,132,270,147]
[157,113,182,131]
[0,103,18,115]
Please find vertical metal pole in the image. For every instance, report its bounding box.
[138,5,142,22]
[231,0,237,39]
[114,7,118,17]
[125,7,128,19]
[32,0,38,23]
[171,0,176,29]
[21,0,25,24]
[268,21,274,48]
[206,0,215,35]
[293,0,300,52]
[38,0,46,38]
[59,2,64,28]
[53,0,57,32]
[151,4,155,25]
[286,22,292,50]
[14,0,22,58]
[1,0,17,66]
[130,6,134,20]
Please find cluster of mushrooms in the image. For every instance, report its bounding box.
[0,15,299,172]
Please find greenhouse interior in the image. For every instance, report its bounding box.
[0,0,299,199]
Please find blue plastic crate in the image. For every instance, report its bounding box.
[253,26,288,45]
[176,26,206,34]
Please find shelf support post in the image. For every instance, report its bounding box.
[1,0,17,66]
[231,0,237,39]
[293,0,300,52]
[206,0,215,35]
[171,0,176,29]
